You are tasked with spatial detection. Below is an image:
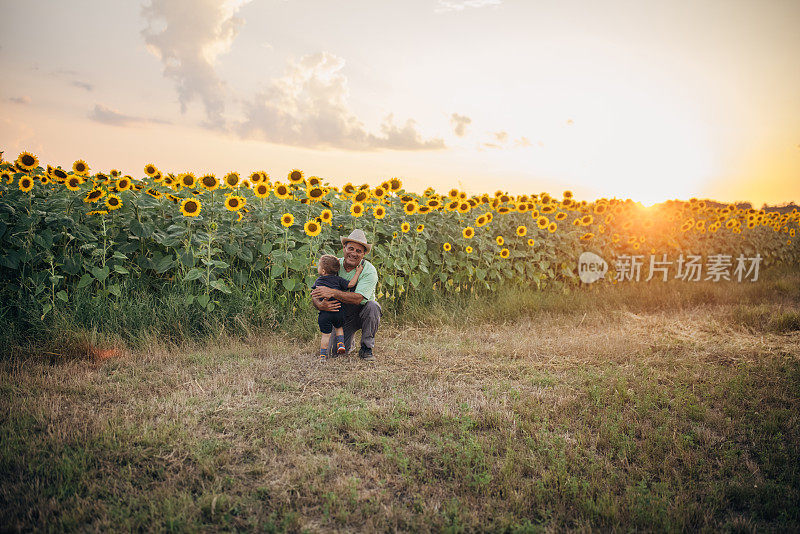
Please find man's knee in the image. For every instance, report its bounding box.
[362,300,381,318]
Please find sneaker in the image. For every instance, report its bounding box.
[337,342,346,355]
[358,346,375,361]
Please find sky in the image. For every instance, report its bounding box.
[1,0,798,206]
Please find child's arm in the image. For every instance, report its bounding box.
[347,260,365,289]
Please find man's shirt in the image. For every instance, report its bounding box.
[337,258,377,305]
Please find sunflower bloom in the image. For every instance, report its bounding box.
[516,225,527,237]
[320,209,333,225]
[224,172,239,188]
[389,178,402,191]
[198,174,218,191]
[179,173,196,188]
[65,177,83,191]
[73,160,89,176]
[116,177,132,191]
[373,206,386,219]
[416,224,424,233]
[18,176,34,192]
[304,220,322,237]
[225,195,244,211]
[350,202,365,218]
[84,189,105,203]
[281,213,294,227]
[178,198,201,216]
[274,182,291,199]
[401,222,411,233]
[106,194,123,210]
[580,232,594,241]
[403,202,418,215]
[443,242,452,252]
[462,226,475,239]
[527,238,535,247]
[548,222,557,233]
[496,236,504,246]
[144,164,159,177]
[465,246,473,253]
[16,152,38,171]
[287,169,304,184]
[499,248,510,258]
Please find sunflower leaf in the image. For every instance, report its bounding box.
[184,268,203,282]
[197,294,210,308]
[77,274,93,289]
[209,279,231,294]
[91,266,110,282]
[282,278,295,291]
[56,290,68,302]
[108,284,121,297]
[113,265,130,275]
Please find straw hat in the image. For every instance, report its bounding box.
[340,228,372,254]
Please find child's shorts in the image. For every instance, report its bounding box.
[318,309,345,334]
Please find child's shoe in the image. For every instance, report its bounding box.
[337,341,346,355]
[319,348,328,362]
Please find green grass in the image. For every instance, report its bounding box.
[1,266,799,531]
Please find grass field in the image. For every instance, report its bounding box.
[2,272,799,532]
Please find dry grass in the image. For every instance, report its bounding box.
[2,293,800,531]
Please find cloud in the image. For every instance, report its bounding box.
[237,52,444,151]
[8,96,31,105]
[450,113,472,137]
[141,0,252,128]
[71,81,94,92]
[480,130,531,150]
[88,104,171,127]
[435,0,502,13]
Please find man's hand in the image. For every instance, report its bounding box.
[313,297,341,312]
[311,286,335,300]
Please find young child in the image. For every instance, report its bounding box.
[312,254,364,361]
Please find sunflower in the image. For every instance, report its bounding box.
[181,198,203,217]
[389,178,402,192]
[417,206,431,215]
[403,202,417,215]
[195,174,216,191]
[462,226,475,239]
[416,224,424,233]
[548,222,557,233]
[527,238,535,247]
[465,246,473,253]
[580,232,594,241]
[350,202,365,217]
[353,190,369,203]
[106,194,122,210]
[343,183,356,194]
[443,242,452,252]
[401,222,411,233]
[287,169,304,184]
[254,183,270,198]
[304,220,322,237]
[249,171,263,184]
[427,199,441,209]
[373,186,387,200]
[537,216,549,229]
[1,171,13,184]
[496,235,504,246]
[145,188,162,199]
[280,213,294,227]
[65,176,82,191]
[116,177,132,191]
[516,225,527,237]
[240,179,252,189]
[499,248,510,258]
[555,212,567,221]
[73,160,89,176]
[274,182,291,199]
[448,188,459,198]
[16,151,38,171]
[306,176,321,187]
[18,176,34,192]
[179,173,196,188]
[224,172,240,188]
[373,206,386,219]
[144,164,159,177]
[457,202,470,214]
[84,188,105,203]
[307,186,325,200]
[475,215,487,227]
[236,211,244,222]
[225,195,245,211]
[52,168,68,182]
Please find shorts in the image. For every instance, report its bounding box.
[318,309,345,334]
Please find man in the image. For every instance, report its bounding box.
[311,229,381,361]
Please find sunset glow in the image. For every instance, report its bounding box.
[1,0,798,205]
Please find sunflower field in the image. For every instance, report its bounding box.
[1,151,798,336]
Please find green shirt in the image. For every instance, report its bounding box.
[338,258,377,305]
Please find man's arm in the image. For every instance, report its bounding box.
[311,286,364,305]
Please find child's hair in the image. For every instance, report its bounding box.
[318,254,340,275]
